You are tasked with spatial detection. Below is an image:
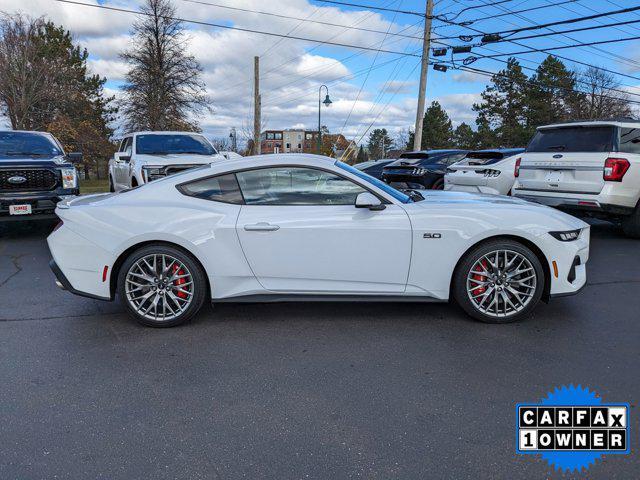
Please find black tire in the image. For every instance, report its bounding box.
[431,178,444,190]
[452,239,545,324]
[622,206,640,238]
[109,176,115,192]
[117,244,207,327]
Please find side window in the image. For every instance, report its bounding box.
[443,153,466,165]
[178,174,243,204]
[619,128,640,154]
[121,137,133,155]
[236,167,367,206]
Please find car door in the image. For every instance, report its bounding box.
[115,137,133,188]
[235,166,412,293]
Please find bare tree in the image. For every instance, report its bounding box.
[580,66,632,120]
[120,0,211,132]
[0,14,51,129]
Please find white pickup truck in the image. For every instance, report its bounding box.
[108,131,225,191]
[513,120,640,238]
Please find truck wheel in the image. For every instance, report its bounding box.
[622,206,640,238]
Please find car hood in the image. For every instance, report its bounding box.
[407,190,588,229]
[135,153,224,165]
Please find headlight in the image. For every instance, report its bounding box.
[53,155,67,165]
[60,167,77,189]
[142,166,166,182]
[549,229,582,241]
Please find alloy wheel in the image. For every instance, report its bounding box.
[124,254,194,322]
[466,249,537,319]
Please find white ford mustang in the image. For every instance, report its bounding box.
[48,154,590,327]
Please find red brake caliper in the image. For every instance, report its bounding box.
[172,264,187,299]
[471,260,488,296]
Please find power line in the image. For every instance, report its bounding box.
[179,0,425,41]
[315,0,425,17]
[445,17,640,47]
[431,0,640,85]
[433,0,581,29]
[446,61,640,107]
[440,0,519,22]
[53,0,422,57]
[456,4,640,39]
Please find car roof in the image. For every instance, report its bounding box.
[0,130,53,136]
[403,149,467,155]
[472,148,524,154]
[538,120,640,130]
[207,153,337,173]
[130,131,208,136]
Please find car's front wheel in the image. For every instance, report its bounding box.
[452,240,545,323]
[117,245,207,327]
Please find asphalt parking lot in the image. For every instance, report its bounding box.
[0,220,638,479]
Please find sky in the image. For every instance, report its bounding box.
[1,0,639,145]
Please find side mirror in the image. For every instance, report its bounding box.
[66,152,83,163]
[355,192,386,211]
[115,152,131,162]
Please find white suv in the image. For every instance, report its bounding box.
[108,131,224,191]
[513,120,640,237]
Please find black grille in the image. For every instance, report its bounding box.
[165,165,200,176]
[0,169,58,191]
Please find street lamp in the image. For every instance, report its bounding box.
[317,84,332,154]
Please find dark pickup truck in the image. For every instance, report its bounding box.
[0,131,81,221]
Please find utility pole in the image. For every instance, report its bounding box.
[253,56,261,155]
[412,0,434,152]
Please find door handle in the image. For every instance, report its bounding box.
[244,222,280,232]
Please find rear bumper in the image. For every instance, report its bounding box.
[49,260,111,301]
[514,191,634,216]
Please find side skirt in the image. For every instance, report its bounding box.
[213,294,447,304]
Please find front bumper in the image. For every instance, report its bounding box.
[1,190,79,221]
[546,228,590,298]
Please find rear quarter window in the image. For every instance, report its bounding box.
[527,126,614,153]
[619,128,640,154]
[178,173,243,204]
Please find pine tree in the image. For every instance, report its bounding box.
[525,55,582,129]
[367,128,393,159]
[421,101,453,149]
[472,58,529,147]
[453,122,475,149]
[356,145,368,164]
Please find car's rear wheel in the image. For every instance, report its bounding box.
[431,178,444,190]
[621,205,640,238]
[452,240,544,323]
[117,245,207,327]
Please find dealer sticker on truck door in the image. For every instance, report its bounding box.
[9,204,32,215]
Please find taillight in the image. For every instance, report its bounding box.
[514,157,522,178]
[604,158,630,182]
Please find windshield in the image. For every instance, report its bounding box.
[136,134,217,155]
[527,126,614,153]
[336,161,411,203]
[0,132,63,159]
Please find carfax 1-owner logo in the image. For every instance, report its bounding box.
[516,385,631,473]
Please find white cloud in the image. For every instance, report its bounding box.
[0,0,483,142]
